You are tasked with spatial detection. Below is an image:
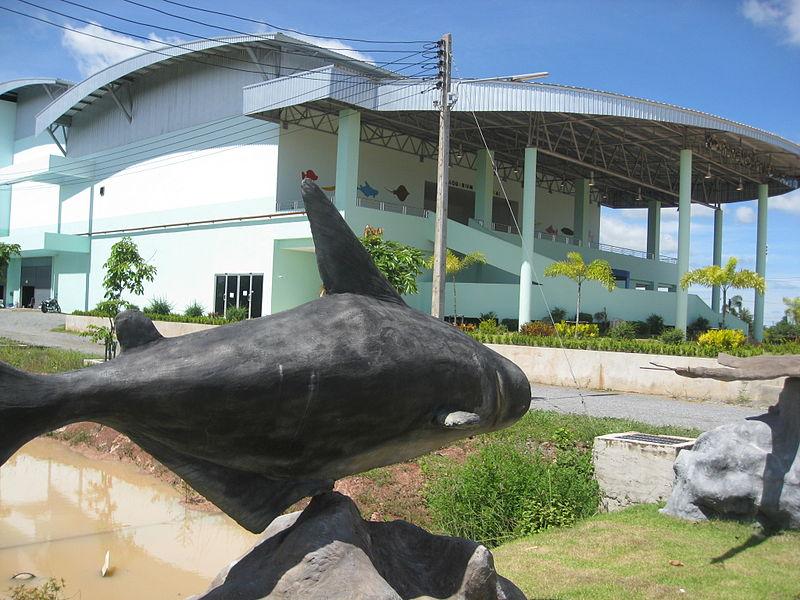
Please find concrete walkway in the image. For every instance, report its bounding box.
[0,309,102,354]
[530,382,763,432]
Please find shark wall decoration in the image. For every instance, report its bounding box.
[0,180,531,534]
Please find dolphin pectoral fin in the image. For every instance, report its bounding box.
[437,411,482,429]
[115,310,163,352]
[127,433,333,533]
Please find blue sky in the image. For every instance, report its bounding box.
[0,0,798,323]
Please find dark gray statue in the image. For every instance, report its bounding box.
[0,179,531,534]
[663,353,800,529]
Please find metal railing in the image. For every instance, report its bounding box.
[355,197,431,218]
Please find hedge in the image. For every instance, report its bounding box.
[72,310,228,326]
[469,331,800,358]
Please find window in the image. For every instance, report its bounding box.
[214,273,264,318]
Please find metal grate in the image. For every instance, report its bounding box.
[616,433,692,446]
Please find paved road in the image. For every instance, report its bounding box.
[0,309,102,354]
[530,382,762,432]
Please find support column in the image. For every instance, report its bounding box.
[646,200,661,260]
[0,100,16,237]
[754,184,768,342]
[334,109,360,214]
[6,256,20,308]
[474,148,493,228]
[573,178,590,243]
[711,207,723,314]
[675,149,692,334]
[518,147,537,328]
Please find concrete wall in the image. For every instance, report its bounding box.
[66,314,217,337]
[488,343,783,405]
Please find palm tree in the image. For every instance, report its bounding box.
[0,242,21,304]
[784,296,800,324]
[427,250,487,324]
[543,252,615,329]
[680,257,765,327]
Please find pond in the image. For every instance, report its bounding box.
[0,438,258,599]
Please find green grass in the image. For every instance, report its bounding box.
[49,325,83,336]
[0,337,98,373]
[493,503,800,599]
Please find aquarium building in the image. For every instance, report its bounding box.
[1,35,798,339]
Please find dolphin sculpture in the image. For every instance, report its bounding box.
[0,180,531,533]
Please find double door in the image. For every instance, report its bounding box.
[214,273,263,318]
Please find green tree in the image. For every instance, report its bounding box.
[426,250,487,323]
[83,236,157,360]
[543,252,615,331]
[360,230,426,295]
[0,242,21,304]
[784,296,800,324]
[680,257,765,327]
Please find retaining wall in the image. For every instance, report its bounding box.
[487,343,784,406]
[66,314,218,338]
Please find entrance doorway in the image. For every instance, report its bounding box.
[214,273,264,318]
[22,286,35,308]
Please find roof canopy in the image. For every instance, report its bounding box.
[0,78,72,102]
[245,67,800,207]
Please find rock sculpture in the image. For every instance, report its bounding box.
[0,179,531,535]
[662,353,800,529]
[192,492,525,600]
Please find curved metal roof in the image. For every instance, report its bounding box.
[245,67,800,205]
[34,34,387,136]
[0,78,72,99]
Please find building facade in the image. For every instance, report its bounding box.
[1,35,798,337]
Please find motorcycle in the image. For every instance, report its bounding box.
[40,298,61,313]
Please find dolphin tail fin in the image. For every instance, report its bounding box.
[0,361,64,466]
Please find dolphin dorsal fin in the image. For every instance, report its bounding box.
[115,310,163,352]
[301,179,405,305]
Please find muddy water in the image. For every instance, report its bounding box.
[0,438,258,599]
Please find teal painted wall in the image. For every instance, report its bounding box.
[0,100,16,236]
[5,256,20,307]
[270,242,321,314]
[53,252,91,312]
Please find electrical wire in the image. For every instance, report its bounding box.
[6,68,435,190]
[10,0,430,79]
[153,0,431,45]
[450,60,590,413]
[4,53,433,181]
[117,0,426,53]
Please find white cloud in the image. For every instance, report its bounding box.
[735,206,756,224]
[283,33,376,65]
[599,214,647,251]
[61,22,184,78]
[741,0,800,45]
[771,188,800,214]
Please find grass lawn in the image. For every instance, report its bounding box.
[0,337,97,372]
[493,503,800,600]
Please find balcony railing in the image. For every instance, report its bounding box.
[355,197,431,217]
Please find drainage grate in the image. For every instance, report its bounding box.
[616,433,692,446]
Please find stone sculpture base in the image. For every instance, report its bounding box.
[663,378,800,529]
[192,492,525,600]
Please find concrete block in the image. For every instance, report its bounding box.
[592,431,695,511]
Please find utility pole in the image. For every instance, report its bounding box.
[431,32,452,319]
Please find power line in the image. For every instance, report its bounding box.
[153,0,430,45]
[12,0,430,79]
[7,70,434,190]
[4,52,432,181]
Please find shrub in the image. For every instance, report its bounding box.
[687,316,711,340]
[546,307,567,324]
[765,319,800,343]
[456,322,476,332]
[660,328,685,344]
[477,319,508,335]
[697,328,747,350]
[645,314,665,336]
[520,321,556,337]
[608,321,637,339]
[500,318,519,331]
[184,301,205,317]
[73,309,228,326]
[479,311,498,322]
[225,305,249,322]
[425,442,599,548]
[144,296,173,315]
[554,322,599,338]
